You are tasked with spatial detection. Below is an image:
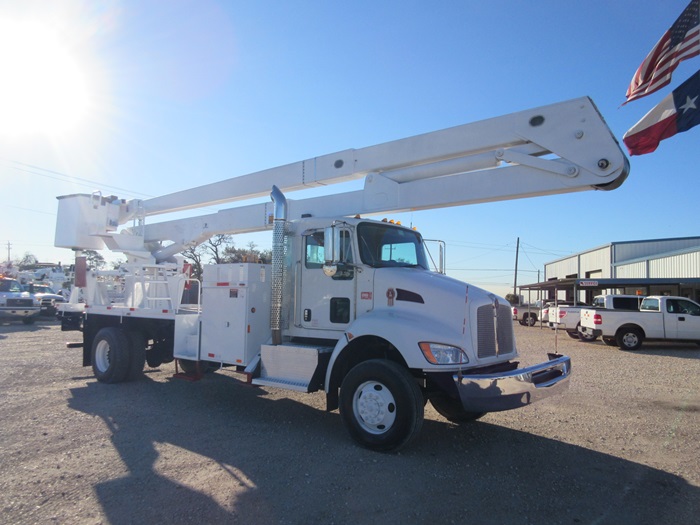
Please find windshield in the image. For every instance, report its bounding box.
[32,285,55,294]
[357,222,428,269]
[0,280,21,293]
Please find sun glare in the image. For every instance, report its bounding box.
[0,20,91,136]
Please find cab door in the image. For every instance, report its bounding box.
[298,228,355,333]
[666,299,700,340]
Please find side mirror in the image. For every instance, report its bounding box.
[323,224,342,277]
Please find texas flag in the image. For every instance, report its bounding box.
[623,70,700,155]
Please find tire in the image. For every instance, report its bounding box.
[339,360,424,452]
[603,337,618,347]
[92,327,130,383]
[525,315,536,327]
[430,394,485,423]
[126,331,147,381]
[577,324,598,342]
[566,330,580,340]
[616,327,644,351]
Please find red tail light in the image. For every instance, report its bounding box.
[513,308,518,315]
[558,310,567,319]
[593,314,602,325]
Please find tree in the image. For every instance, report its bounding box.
[182,237,272,281]
[83,250,106,269]
[17,252,38,270]
[505,293,520,306]
[204,234,232,264]
[222,241,271,263]
[182,244,206,281]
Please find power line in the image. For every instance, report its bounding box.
[2,204,54,216]
[448,267,539,272]
[1,159,154,199]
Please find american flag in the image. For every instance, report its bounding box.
[625,0,700,104]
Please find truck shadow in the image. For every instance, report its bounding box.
[67,371,699,525]
[632,344,700,359]
[575,339,700,360]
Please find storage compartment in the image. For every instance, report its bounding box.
[199,263,272,366]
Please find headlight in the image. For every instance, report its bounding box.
[419,342,469,365]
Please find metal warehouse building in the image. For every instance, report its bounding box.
[519,236,700,303]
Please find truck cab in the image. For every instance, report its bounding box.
[0,277,41,324]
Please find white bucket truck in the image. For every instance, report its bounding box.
[55,97,629,450]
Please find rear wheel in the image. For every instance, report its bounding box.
[92,327,130,383]
[126,331,147,381]
[525,315,536,327]
[430,394,485,423]
[616,327,644,351]
[340,360,424,452]
[577,324,598,342]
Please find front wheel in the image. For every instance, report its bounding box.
[430,394,485,423]
[339,360,424,452]
[616,327,644,351]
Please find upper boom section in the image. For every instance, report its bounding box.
[140,96,627,217]
[55,97,629,262]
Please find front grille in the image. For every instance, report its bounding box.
[476,304,514,358]
[7,298,33,307]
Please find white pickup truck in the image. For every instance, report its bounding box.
[0,277,41,324]
[550,295,644,341]
[512,300,548,326]
[579,295,700,350]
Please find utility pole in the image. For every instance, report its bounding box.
[5,241,10,264]
[513,237,519,297]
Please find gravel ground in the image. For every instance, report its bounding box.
[0,319,698,525]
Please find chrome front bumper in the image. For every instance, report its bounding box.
[453,354,571,412]
[0,307,41,319]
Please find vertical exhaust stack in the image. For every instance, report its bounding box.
[270,185,287,345]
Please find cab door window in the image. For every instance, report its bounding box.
[305,230,354,280]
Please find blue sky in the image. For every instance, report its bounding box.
[1,0,698,297]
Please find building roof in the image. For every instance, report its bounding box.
[519,277,700,294]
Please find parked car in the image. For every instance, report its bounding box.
[0,278,41,323]
[24,283,66,316]
[580,295,700,350]
[549,295,644,341]
[540,301,575,324]
[512,299,546,326]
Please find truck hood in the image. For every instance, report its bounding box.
[372,268,516,361]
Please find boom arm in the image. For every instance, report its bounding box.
[55,97,629,262]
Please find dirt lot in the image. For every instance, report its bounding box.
[0,319,698,525]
